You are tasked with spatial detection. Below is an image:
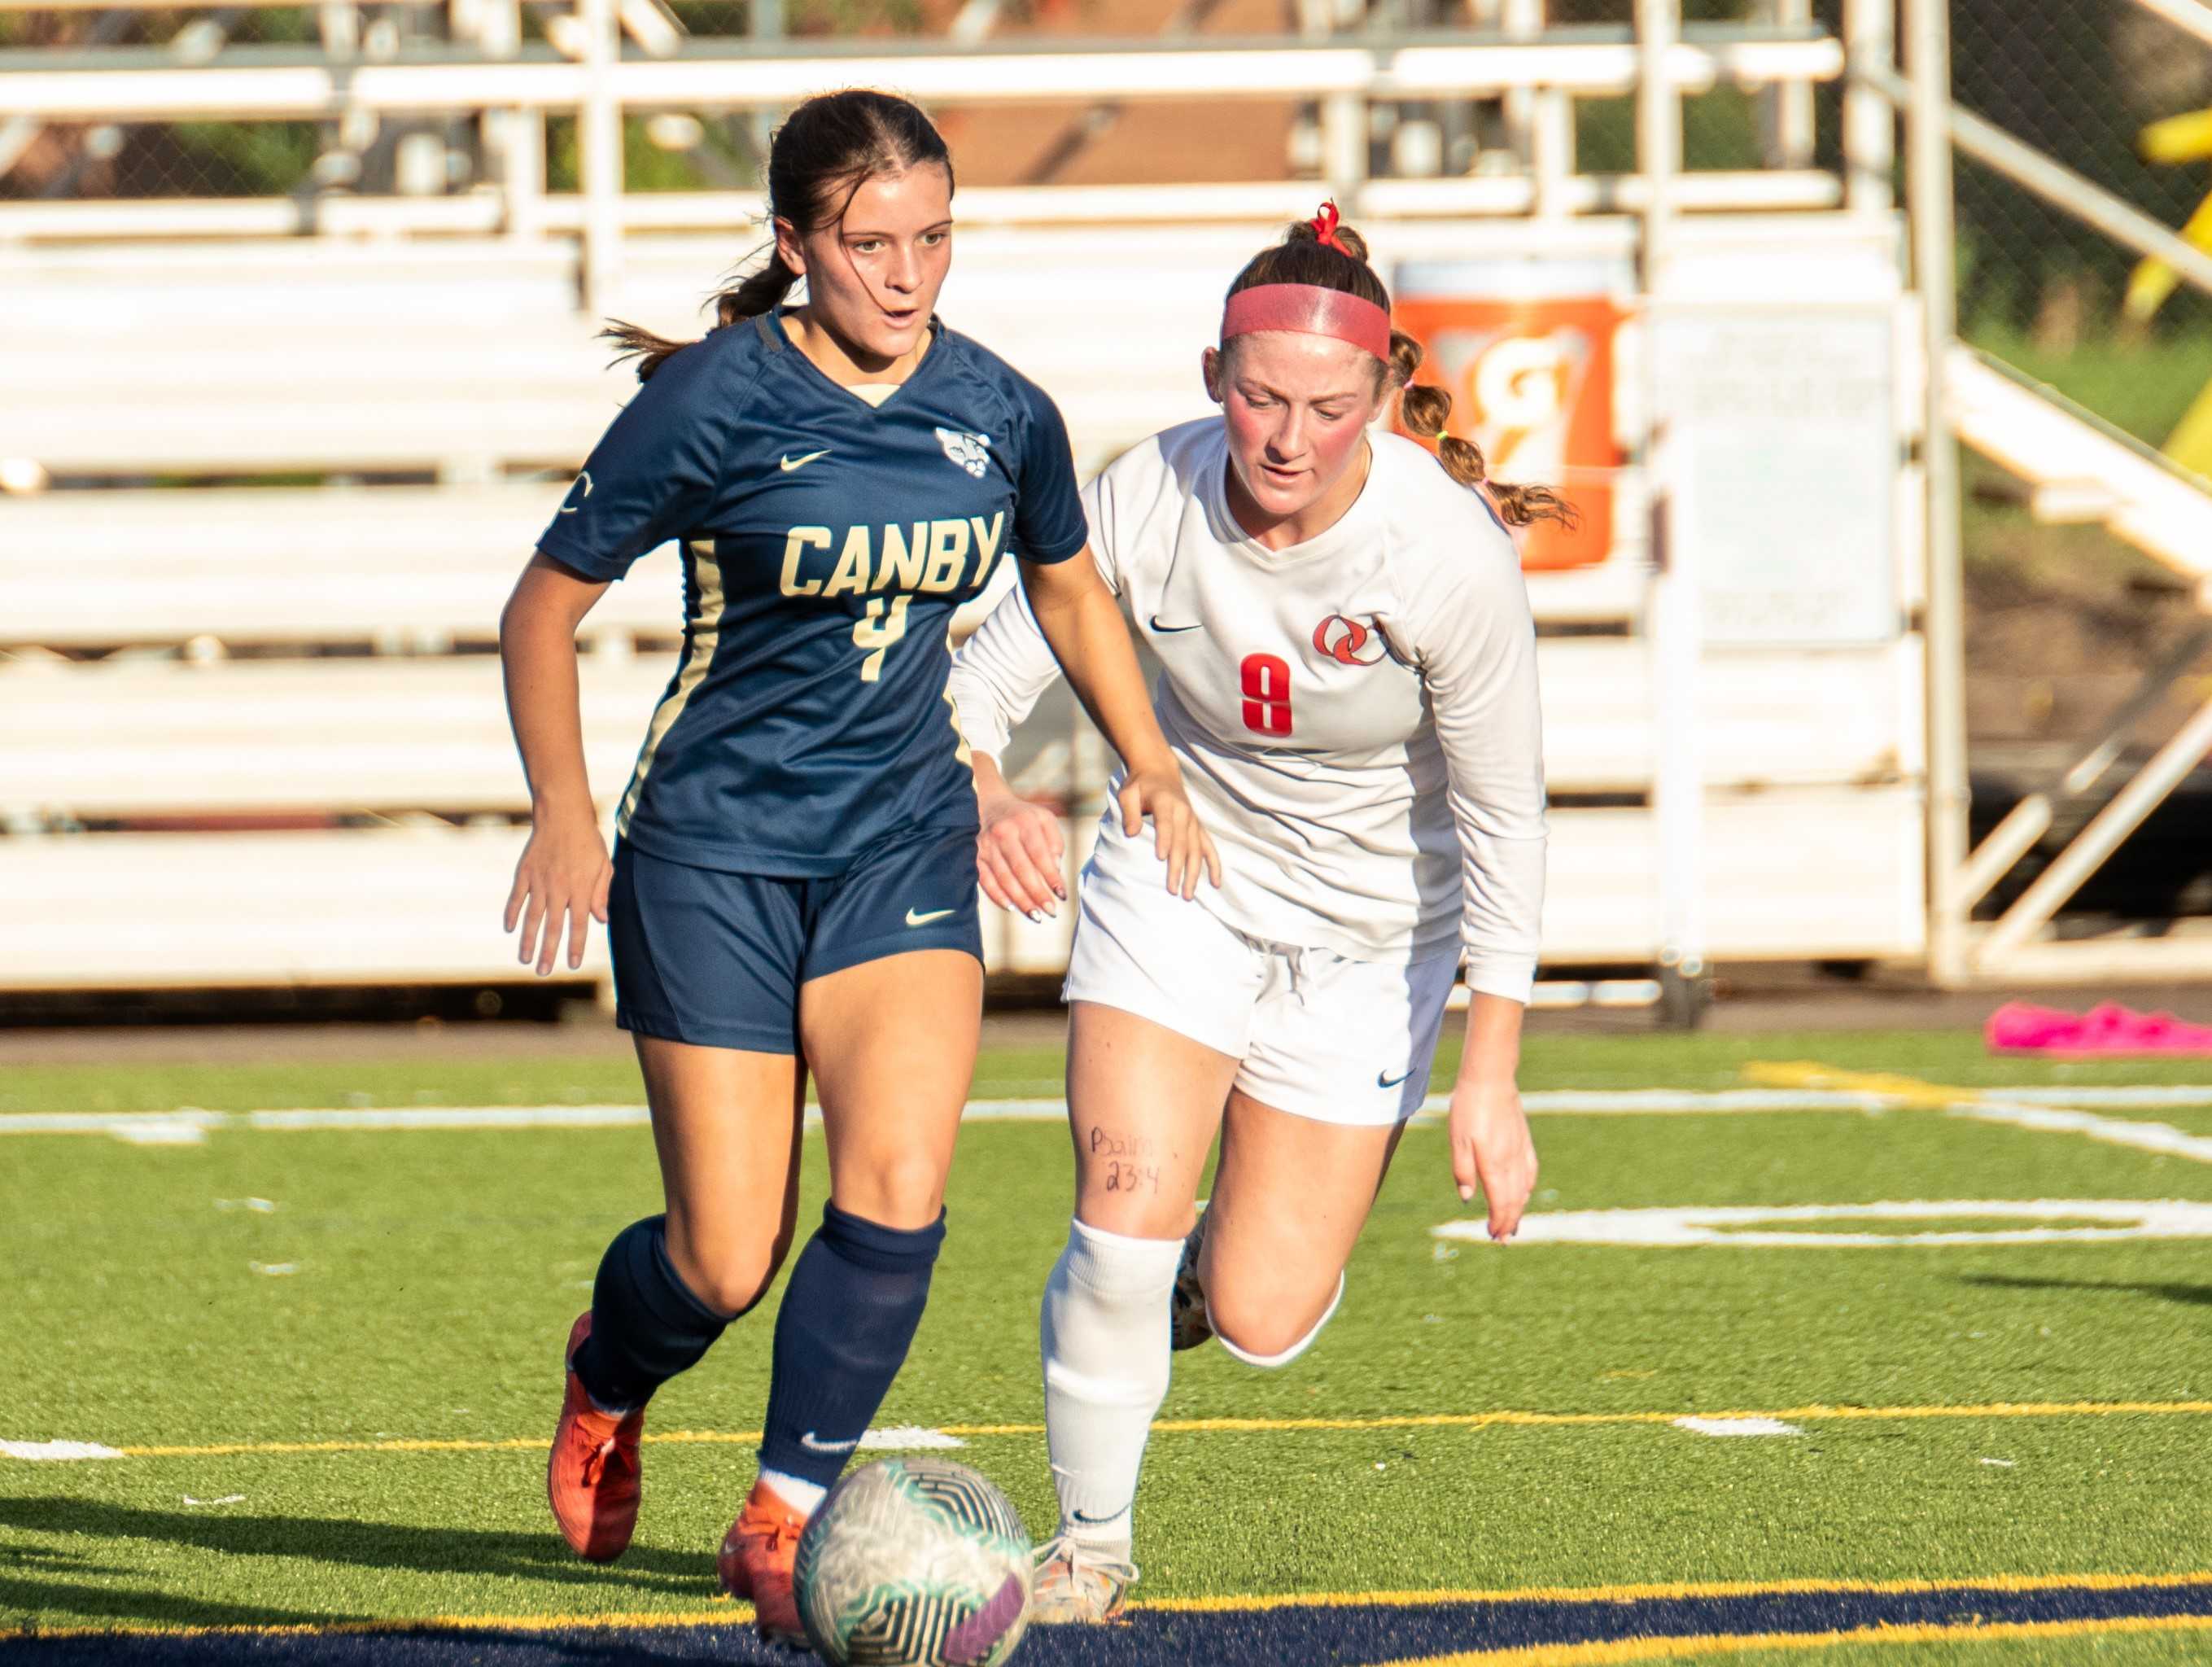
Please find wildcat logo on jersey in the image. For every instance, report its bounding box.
[1314,614,1390,667]
[934,427,993,479]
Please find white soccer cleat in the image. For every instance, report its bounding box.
[1169,1205,1211,1351]
[1030,1533,1138,1623]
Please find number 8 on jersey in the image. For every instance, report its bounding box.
[1240,653,1292,737]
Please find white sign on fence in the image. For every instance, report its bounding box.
[1655,306,1899,647]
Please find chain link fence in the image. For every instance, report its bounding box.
[30,0,2212,374]
[2,2,491,199]
[0,0,1114,201]
[1952,0,2212,448]
[1550,0,1801,177]
[4,0,1836,203]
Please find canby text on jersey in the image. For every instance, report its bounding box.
[778,513,1008,598]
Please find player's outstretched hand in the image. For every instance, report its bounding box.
[1117,768,1222,902]
[977,786,1066,920]
[1449,1074,1537,1241]
[505,806,612,977]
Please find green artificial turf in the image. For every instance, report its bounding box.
[6,1029,2212,1662]
[7,1027,2212,1118]
[0,1043,1069,1118]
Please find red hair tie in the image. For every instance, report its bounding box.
[1311,199,1350,255]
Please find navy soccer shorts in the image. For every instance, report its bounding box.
[607,828,983,1054]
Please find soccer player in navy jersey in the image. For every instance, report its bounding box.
[497,90,1217,1640]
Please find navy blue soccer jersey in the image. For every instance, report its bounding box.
[537,308,1089,876]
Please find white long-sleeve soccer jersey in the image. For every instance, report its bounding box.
[946,420,1547,1003]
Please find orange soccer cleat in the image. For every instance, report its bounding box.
[546,1311,645,1562]
[718,1477,810,1642]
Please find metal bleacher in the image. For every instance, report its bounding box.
[1,0,1943,1008]
[1,253,1931,1005]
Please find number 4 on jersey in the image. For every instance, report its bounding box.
[854,596,911,681]
[1240,653,1292,736]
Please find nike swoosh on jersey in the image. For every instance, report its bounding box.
[1148,615,1203,633]
[780,450,831,472]
[798,1431,859,1454]
[1377,1069,1413,1089]
[905,907,956,926]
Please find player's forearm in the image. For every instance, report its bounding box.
[947,584,1064,766]
[969,750,1018,812]
[499,596,597,822]
[1457,990,1524,1088]
[1455,834,1545,1008]
[1026,577,1175,779]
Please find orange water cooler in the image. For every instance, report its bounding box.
[1388,280,1625,571]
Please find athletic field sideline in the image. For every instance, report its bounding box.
[8,1029,2212,1665]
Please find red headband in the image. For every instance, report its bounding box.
[1221,283,1392,362]
[1218,202,1389,360]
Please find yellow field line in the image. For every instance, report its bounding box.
[1156,1399,2212,1432]
[1407,1611,2212,1665]
[120,1436,556,1458]
[8,1607,750,1643]
[107,1398,2212,1459]
[15,1573,2212,1643]
[1140,1568,2212,1612]
[1743,1061,1985,1110]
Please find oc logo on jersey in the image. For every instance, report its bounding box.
[1313,614,1390,667]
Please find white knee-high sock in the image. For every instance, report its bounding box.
[1039,1218,1183,1551]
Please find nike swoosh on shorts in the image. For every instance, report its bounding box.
[1377,1070,1412,1089]
[780,450,830,472]
[1148,615,1202,632]
[905,908,956,926]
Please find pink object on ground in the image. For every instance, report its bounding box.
[1986,1000,2212,1058]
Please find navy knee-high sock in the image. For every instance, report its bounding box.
[758,1202,946,1491]
[571,1215,741,1413]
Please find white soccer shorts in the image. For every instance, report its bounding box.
[1061,860,1458,1127]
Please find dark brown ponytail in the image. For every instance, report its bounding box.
[604,89,954,383]
[1391,328,1576,530]
[1224,215,1576,530]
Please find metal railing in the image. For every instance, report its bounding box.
[2,16,1879,313]
[1,0,1917,1017]
[1891,0,2212,985]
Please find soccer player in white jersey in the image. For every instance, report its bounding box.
[943,204,1573,1621]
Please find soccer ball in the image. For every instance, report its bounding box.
[793,1457,1034,1666]
[1169,1206,1212,1351]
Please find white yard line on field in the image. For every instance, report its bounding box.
[6,1082,2212,1141]
[0,1440,125,1461]
[0,1426,965,1463]
[1437,1197,2212,1249]
[1749,1063,2212,1166]
[2006,1086,2212,1107]
[21,1398,2212,1466]
[1673,1416,1803,1437]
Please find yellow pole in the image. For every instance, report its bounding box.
[2124,190,2212,321]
